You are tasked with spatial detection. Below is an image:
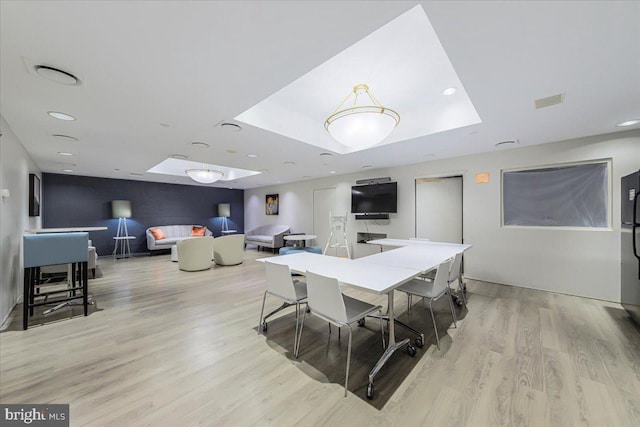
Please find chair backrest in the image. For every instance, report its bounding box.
[305,270,347,323]
[264,262,297,300]
[432,259,453,296]
[213,234,245,265]
[23,232,89,268]
[177,236,214,271]
[448,252,463,284]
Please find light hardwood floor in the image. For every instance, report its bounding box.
[1,250,639,426]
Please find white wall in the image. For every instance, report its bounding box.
[245,130,640,302]
[0,116,41,327]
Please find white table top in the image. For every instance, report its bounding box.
[367,238,433,247]
[258,252,421,294]
[357,241,472,273]
[284,234,317,241]
[25,227,108,234]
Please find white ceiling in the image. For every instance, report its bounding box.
[1,1,639,189]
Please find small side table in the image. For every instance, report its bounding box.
[113,236,136,260]
[283,234,317,248]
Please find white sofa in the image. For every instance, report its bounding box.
[146,225,212,251]
[245,225,290,252]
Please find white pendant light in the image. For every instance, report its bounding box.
[185,168,224,184]
[325,84,400,148]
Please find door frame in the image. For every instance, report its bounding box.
[414,174,464,244]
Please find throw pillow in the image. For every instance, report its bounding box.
[149,228,167,240]
[191,226,207,236]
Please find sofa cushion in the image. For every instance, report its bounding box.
[247,234,274,244]
[155,237,183,246]
[149,228,167,240]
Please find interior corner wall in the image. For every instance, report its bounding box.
[245,129,640,302]
[0,116,42,327]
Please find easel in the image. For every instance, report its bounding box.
[323,212,351,259]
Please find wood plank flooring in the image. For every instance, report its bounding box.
[1,250,639,426]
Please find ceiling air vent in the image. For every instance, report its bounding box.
[534,93,564,109]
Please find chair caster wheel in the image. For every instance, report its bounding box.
[306,307,311,313]
[415,337,424,348]
[357,318,365,327]
[261,322,268,331]
[462,283,467,291]
[366,383,374,399]
[457,299,464,307]
[407,344,417,357]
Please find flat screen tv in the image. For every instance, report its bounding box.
[351,182,397,214]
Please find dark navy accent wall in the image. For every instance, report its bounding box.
[43,173,244,256]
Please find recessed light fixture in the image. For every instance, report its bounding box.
[114,168,120,171]
[617,119,640,127]
[191,142,210,148]
[320,152,333,157]
[35,65,80,85]
[52,134,79,142]
[362,165,373,168]
[494,140,519,147]
[220,122,242,132]
[247,154,258,158]
[442,87,457,96]
[57,151,74,156]
[160,123,170,128]
[48,111,76,121]
[284,161,296,165]
[329,170,337,174]
[61,169,73,172]
[171,154,188,160]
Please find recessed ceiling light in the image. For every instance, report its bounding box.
[114,168,120,171]
[329,170,337,174]
[362,165,373,168]
[160,123,170,128]
[61,169,73,172]
[247,154,258,158]
[220,122,242,132]
[320,152,333,157]
[192,142,210,148]
[35,65,80,85]
[442,87,457,96]
[57,151,74,156]
[48,111,76,121]
[171,154,188,160]
[495,140,519,147]
[617,119,640,127]
[52,134,79,142]
[284,161,296,165]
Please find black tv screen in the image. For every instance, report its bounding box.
[351,182,397,213]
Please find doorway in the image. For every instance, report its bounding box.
[313,187,337,251]
[415,176,463,243]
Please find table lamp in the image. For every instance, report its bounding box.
[112,200,132,239]
[218,203,231,232]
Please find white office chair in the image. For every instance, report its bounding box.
[397,259,456,350]
[258,262,307,356]
[448,252,467,307]
[298,270,385,397]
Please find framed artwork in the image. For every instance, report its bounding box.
[266,194,279,215]
[29,174,40,217]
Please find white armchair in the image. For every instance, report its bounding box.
[213,234,245,266]
[177,237,214,272]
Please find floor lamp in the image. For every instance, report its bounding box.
[218,203,230,233]
[112,200,132,258]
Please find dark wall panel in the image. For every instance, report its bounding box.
[43,174,244,256]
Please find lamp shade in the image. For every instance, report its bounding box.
[111,200,132,219]
[218,203,231,218]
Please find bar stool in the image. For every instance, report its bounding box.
[23,232,90,330]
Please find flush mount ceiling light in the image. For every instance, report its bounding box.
[191,142,210,148]
[220,122,242,132]
[35,65,80,85]
[495,140,519,148]
[185,168,224,184]
[325,84,400,148]
[617,119,640,127]
[442,87,457,96]
[48,111,76,121]
[52,134,79,142]
[170,154,188,160]
[57,151,74,156]
[247,154,258,158]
